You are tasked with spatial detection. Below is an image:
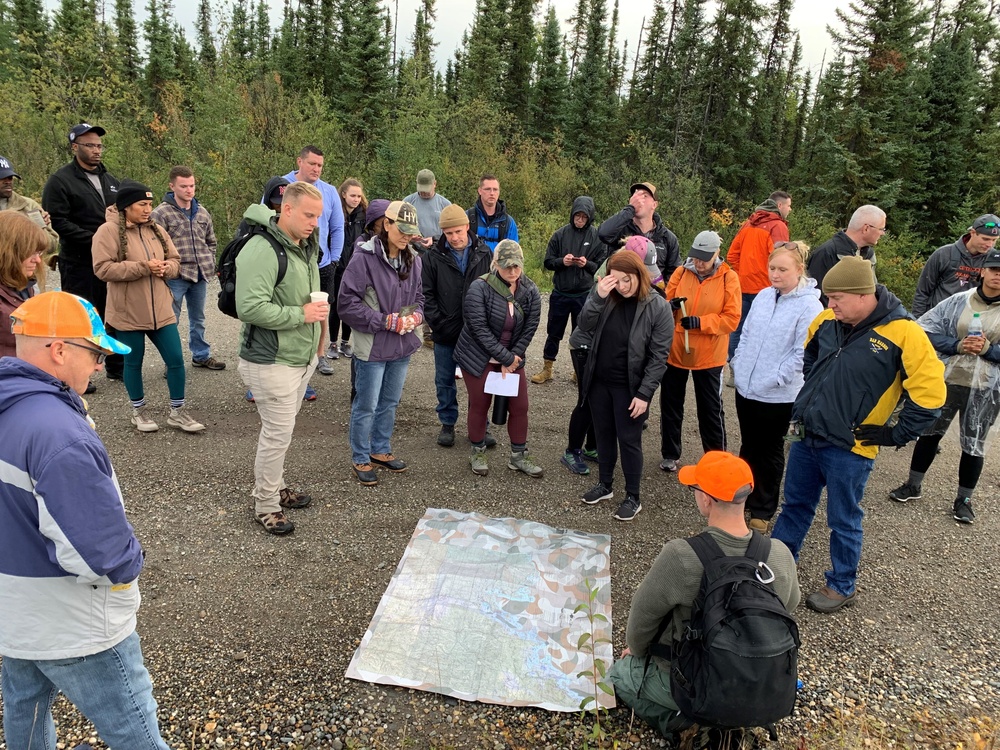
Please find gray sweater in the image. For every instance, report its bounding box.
[912,236,989,317]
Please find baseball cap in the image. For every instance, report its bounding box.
[416,169,435,190]
[689,230,722,261]
[971,214,1000,238]
[10,292,131,355]
[0,155,20,180]
[629,182,657,200]
[494,239,524,268]
[624,235,661,280]
[384,201,420,235]
[981,249,1000,268]
[678,451,754,503]
[68,123,106,143]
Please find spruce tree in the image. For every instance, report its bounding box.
[228,0,252,62]
[503,0,537,119]
[566,0,616,158]
[529,4,569,140]
[337,0,391,141]
[627,0,666,122]
[114,0,140,79]
[144,0,178,95]
[460,0,509,102]
[196,0,216,67]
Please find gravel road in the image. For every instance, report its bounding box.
[1,283,997,749]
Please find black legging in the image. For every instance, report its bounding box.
[328,264,352,343]
[588,378,647,495]
[734,392,792,521]
[911,433,985,493]
[567,348,597,453]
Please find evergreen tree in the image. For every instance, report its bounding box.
[627,0,666,121]
[144,0,178,95]
[566,0,616,157]
[337,0,391,142]
[460,0,509,102]
[530,4,569,140]
[657,0,707,161]
[272,0,300,88]
[252,0,271,61]
[196,0,216,68]
[566,0,588,78]
[228,0,252,61]
[504,0,537,120]
[114,0,140,79]
[319,0,339,97]
[10,0,47,68]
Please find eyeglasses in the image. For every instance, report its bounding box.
[47,340,107,363]
[75,142,104,150]
[866,224,887,234]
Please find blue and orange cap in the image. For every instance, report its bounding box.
[10,292,131,355]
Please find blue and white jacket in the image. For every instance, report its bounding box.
[731,277,824,404]
[0,357,145,659]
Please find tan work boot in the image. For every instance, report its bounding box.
[529,359,555,384]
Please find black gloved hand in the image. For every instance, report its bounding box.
[669,296,688,311]
[853,424,899,447]
[680,316,700,330]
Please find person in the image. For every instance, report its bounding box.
[466,173,518,251]
[888,249,1000,524]
[338,201,425,486]
[597,181,681,285]
[404,168,452,249]
[326,178,368,361]
[0,212,46,357]
[574,250,672,521]
[530,196,608,384]
[91,182,203,433]
[42,123,123,388]
[660,231,741,472]
[806,204,885,303]
[0,154,60,289]
[725,191,792,363]
[608,451,800,745]
[771,256,945,613]
[150,165,225,370]
[422,203,493,446]
[235,181,327,535]
[455,239,543,478]
[1,290,171,750]
[911,214,1000,317]
[283,146,345,378]
[731,241,823,532]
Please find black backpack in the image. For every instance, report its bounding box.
[217,226,287,318]
[653,531,799,730]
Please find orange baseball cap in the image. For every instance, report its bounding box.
[10,291,131,355]
[678,451,754,502]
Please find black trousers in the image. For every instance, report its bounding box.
[659,364,726,460]
[589,378,646,495]
[735,391,793,520]
[325,263,352,343]
[542,291,586,361]
[567,348,597,452]
[59,256,124,377]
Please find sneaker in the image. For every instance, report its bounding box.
[581,482,613,505]
[85,379,97,395]
[805,585,856,614]
[748,518,770,533]
[659,458,680,472]
[317,356,335,376]
[484,428,497,449]
[326,343,341,360]
[353,463,379,486]
[339,341,354,358]
[303,385,317,401]
[371,453,408,472]
[508,450,544,478]
[888,482,922,503]
[560,450,590,475]
[953,497,975,524]
[614,493,642,521]
[581,448,599,463]
[167,407,206,433]
[256,511,294,535]
[470,446,489,476]
[437,424,456,447]
[131,407,159,433]
[279,487,312,509]
[192,356,226,370]
[245,390,255,403]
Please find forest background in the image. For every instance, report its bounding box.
[1,0,999,305]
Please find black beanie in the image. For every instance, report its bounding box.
[116,181,154,210]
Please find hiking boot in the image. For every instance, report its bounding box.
[437,424,456,447]
[805,585,857,614]
[279,487,312,509]
[470,446,489,476]
[581,448,599,463]
[529,359,554,384]
[614,493,642,521]
[581,482,613,505]
[326,342,340,360]
[560,450,590,475]
[339,341,354,358]
[256,511,294,535]
[167,407,206,433]
[888,482,922,503]
[953,497,975,524]
[85,379,97,394]
[353,463,379,486]
[371,453,407,472]
[508,450,544,478]
[659,457,680,472]
[192,356,226,370]
[317,356,335,376]
[131,407,159,433]
[303,385,317,401]
[748,518,770,533]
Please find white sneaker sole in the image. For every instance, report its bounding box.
[167,419,205,433]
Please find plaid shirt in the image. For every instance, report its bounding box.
[151,197,217,283]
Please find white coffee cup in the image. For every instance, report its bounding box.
[310,291,329,304]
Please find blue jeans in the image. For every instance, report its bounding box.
[771,441,875,597]
[350,357,410,464]
[167,276,210,361]
[727,291,756,362]
[1,631,170,750]
[433,343,458,426]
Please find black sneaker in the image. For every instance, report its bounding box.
[614,493,642,521]
[581,482,613,505]
[888,482,922,503]
[437,424,456,447]
[953,497,975,524]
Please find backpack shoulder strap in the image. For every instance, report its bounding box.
[252,228,288,287]
[744,530,772,564]
[685,531,727,570]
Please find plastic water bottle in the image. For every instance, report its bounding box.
[968,312,984,338]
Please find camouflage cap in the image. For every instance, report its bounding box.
[494,239,524,268]
[385,200,420,235]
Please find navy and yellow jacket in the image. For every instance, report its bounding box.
[792,287,946,459]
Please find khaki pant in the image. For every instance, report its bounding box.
[238,357,317,514]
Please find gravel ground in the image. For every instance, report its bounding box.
[1,282,997,749]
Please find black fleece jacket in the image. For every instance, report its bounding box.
[543,196,608,295]
[42,160,120,265]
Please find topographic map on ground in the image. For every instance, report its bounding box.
[346,508,615,712]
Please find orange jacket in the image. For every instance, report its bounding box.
[726,209,789,294]
[666,261,742,369]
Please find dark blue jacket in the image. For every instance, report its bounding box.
[466,199,519,251]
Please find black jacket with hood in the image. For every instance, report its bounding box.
[597,206,680,281]
[42,160,120,266]
[543,196,608,296]
[340,204,366,270]
[422,233,493,346]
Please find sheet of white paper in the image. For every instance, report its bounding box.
[484,370,520,397]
